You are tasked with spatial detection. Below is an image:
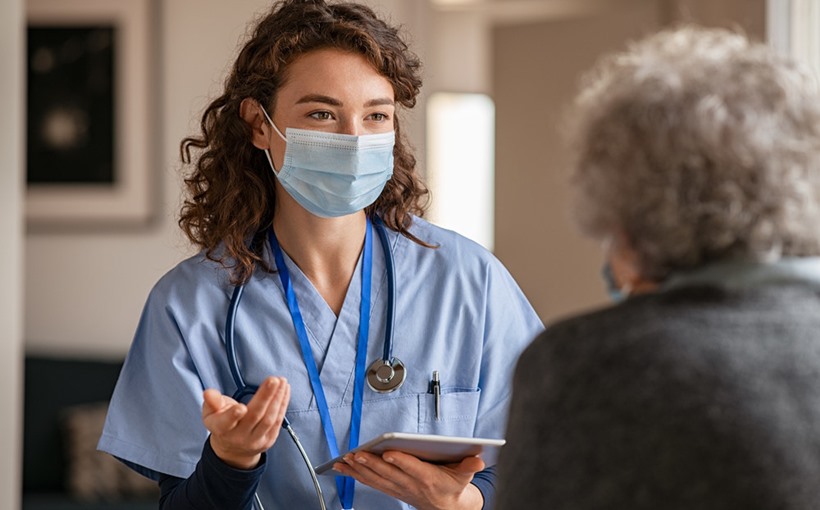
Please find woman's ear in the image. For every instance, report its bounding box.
[239,98,271,150]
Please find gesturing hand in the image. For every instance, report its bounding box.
[202,376,291,470]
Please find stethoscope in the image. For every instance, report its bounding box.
[223,216,406,510]
[225,216,406,401]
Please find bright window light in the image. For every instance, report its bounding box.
[768,0,820,73]
[426,92,495,250]
[791,0,820,72]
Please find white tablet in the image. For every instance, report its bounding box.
[314,432,506,475]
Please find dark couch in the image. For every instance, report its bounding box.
[23,355,157,510]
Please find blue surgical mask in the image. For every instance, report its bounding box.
[260,107,395,218]
[601,262,628,302]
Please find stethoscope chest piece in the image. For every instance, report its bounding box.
[366,357,406,393]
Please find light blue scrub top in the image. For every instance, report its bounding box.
[98,217,544,509]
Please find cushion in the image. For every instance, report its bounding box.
[61,402,158,501]
[23,356,125,493]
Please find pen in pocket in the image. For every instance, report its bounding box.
[430,370,441,421]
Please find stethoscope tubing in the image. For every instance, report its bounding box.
[225,217,397,405]
[226,284,247,390]
[373,217,396,363]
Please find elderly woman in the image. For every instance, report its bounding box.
[496,26,820,509]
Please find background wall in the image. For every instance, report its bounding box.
[22,0,765,355]
[2,0,25,506]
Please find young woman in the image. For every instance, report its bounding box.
[99,1,542,509]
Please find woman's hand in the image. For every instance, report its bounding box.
[201,376,291,470]
[333,451,485,510]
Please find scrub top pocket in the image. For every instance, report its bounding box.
[418,388,481,436]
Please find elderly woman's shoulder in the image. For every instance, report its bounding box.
[521,288,722,364]
[521,281,819,378]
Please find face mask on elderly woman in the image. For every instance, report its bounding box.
[601,263,629,302]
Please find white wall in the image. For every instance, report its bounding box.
[1,0,25,506]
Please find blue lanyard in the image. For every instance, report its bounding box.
[268,218,373,510]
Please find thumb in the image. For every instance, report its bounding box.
[202,389,230,416]
[453,455,485,475]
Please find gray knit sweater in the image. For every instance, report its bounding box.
[496,281,820,509]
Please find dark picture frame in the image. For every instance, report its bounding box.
[26,0,153,228]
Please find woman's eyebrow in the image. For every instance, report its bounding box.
[295,94,394,107]
[364,98,395,107]
[296,94,342,106]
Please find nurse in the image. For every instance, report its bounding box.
[98,1,543,509]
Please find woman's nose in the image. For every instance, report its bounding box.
[338,118,361,136]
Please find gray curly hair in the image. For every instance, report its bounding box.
[570,25,820,281]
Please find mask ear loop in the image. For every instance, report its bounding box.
[259,105,287,173]
[602,237,633,299]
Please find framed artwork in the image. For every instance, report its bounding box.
[26,0,153,228]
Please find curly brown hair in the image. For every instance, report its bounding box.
[179,0,430,284]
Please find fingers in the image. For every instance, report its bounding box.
[376,451,427,483]
[202,389,246,433]
[250,378,290,442]
[338,450,484,485]
[244,377,290,433]
[219,377,289,453]
[383,451,483,481]
[334,452,405,498]
[270,382,291,426]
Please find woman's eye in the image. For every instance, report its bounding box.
[309,111,333,120]
[370,113,388,122]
